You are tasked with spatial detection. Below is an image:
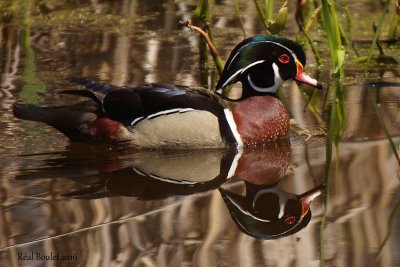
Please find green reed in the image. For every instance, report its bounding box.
[363,0,400,167]
[300,4,322,65]
[319,81,346,267]
[20,0,45,102]
[254,0,288,35]
[388,0,399,38]
[194,0,224,76]
[320,0,347,77]
[367,86,400,164]
[318,1,349,266]
[376,199,400,259]
[319,83,347,266]
[366,0,393,68]
[234,0,247,37]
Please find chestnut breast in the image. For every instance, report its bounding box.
[229,95,290,145]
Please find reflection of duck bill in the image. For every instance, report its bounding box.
[300,184,325,217]
[219,184,325,239]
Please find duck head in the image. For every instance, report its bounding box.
[216,35,322,99]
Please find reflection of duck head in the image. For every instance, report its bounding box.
[219,183,324,239]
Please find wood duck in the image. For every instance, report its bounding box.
[13,35,322,148]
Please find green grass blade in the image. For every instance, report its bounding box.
[194,0,210,22]
[21,0,45,102]
[367,86,400,164]
[388,14,399,38]
[268,3,288,34]
[320,0,346,77]
[375,199,400,259]
[365,0,392,68]
[234,0,247,37]
[265,0,274,21]
[254,0,269,32]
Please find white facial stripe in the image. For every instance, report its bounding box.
[220,41,297,90]
[246,63,283,93]
[247,75,276,93]
[225,193,271,222]
[219,40,299,90]
[278,194,288,219]
[253,188,289,219]
[226,40,298,71]
[219,60,265,89]
[273,62,284,89]
[224,108,243,148]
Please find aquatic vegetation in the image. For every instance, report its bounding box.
[365,0,396,68]
[254,0,288,35]
[193,0,225,75]
[1,1,399,266]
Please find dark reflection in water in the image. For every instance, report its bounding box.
[1,0,400,266]
[220,183,323,240]
[14,141,323,240]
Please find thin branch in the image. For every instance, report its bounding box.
[180,20,223,73]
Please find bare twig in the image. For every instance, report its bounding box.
[180,20,220,58]
[180,20,224,75]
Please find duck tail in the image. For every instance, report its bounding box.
[13,101,101,141]
[13,101,99,124]
[13,103,56,123]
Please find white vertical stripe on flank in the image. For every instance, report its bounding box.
[224,108,243,148]
[227,148,243,178]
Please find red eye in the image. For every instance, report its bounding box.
[278,54,290,64]
[284,216,296,225]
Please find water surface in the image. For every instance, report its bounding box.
[0,1,400,266]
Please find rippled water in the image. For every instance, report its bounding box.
[1,1,400,266]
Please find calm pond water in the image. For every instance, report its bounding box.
[1,1,400,266]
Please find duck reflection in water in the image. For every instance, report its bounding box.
[16,140,324,239]
[217,140,324,239]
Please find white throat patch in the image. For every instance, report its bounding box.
[247,63,284,93]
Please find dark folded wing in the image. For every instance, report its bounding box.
[69,79,236,145]
[70,79,226,123]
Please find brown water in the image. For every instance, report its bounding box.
[1,1,400,266]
